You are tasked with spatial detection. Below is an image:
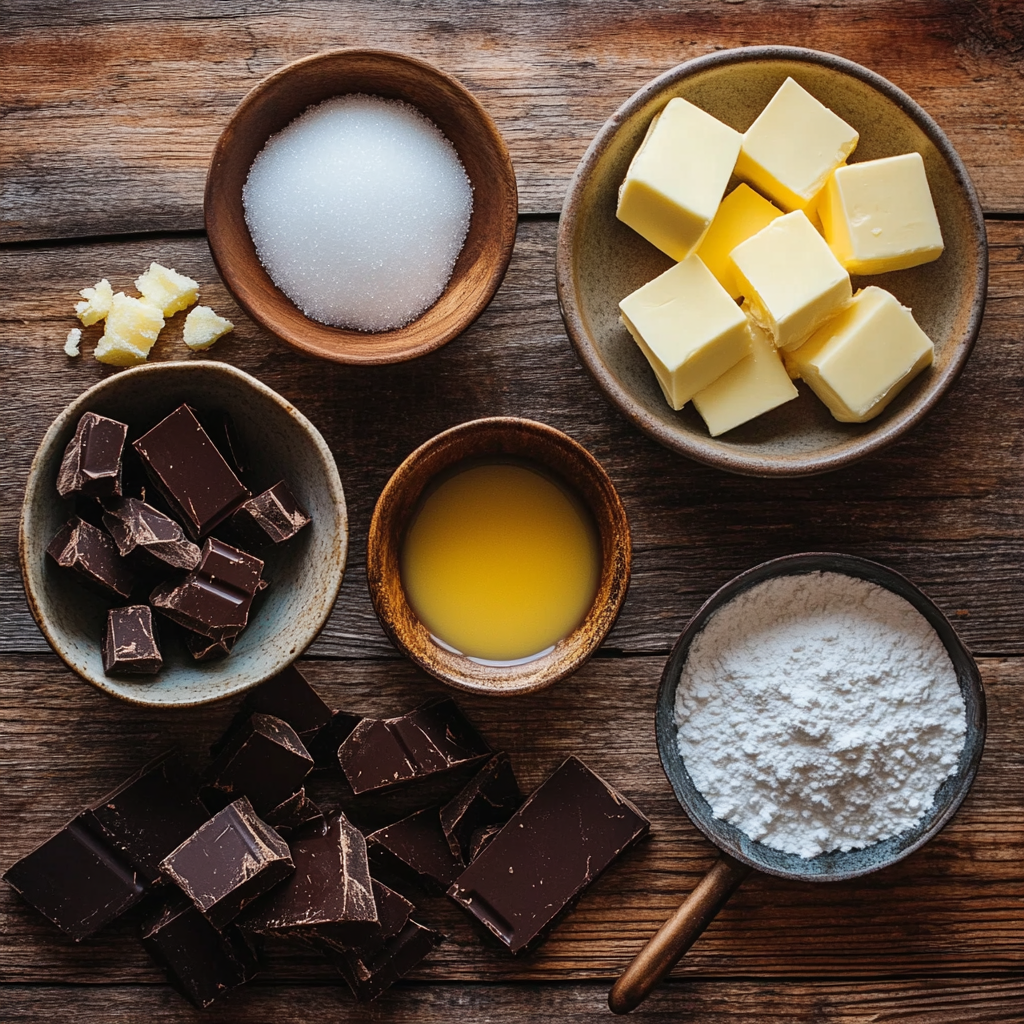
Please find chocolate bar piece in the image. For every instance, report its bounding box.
[262,788,325,839]
[202,713,313,814]
[225,481,311,549]
[338,697,491,796]
[308,709,364,772]
[440,752,522,861]
[56,411,128,499]
[159,796,293,928]
[133,404,248,538]
[331,919,444,1002]
[447,756,650,954]
[3,815,145,940]
[102,605,163,676]
[141,891,260,1009]
[185,630,236,662]
[47,517,134,599]
[102,497,201,571]
[367,807,464,893]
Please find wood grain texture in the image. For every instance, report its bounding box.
[2,0,1023,241]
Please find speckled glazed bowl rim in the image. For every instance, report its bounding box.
[19,361,348,708]
[655,552,986,882]
[556,46,988,477]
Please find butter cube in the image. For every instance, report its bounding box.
[736,77,859,213]
[74,278,113,326]
[787,286,934,423]
[694,184,782,299]
[94,292,164,366]
[619,255,751,410]
[692,320,798,436]
[617,98,743,261]
[730,210,851,352]
[183,305,234,351]
[819,153,944,275]
[135,263,200,317]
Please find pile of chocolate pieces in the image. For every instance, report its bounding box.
[3,666,651,1008]
[46,405,311,674]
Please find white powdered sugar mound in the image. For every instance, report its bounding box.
[674,571,966,859]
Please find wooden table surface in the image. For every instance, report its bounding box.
[2,2,1022,1021]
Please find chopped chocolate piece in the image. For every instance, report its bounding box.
[133,404,248,538]
[102,605,163,676]
[202,713,313,814]
[159,796,293,929]
[308,709,364,771]
[185,630,236,662]
[141,891,260,1009]
[447,756,651,954]
[440,752,522,861]
[240,664,333,742]
[330,919,444,1002]
[467,823,503,862]
[367,807,464,893]
[262,788,325,838]
[197,408,247,477]
[56,411,128,499]
[46,516,135,599]
[102,497,201,571]
[83,751,209,884]
[338,697,491,796]
[226,481,311,549]
[3,814,146,940]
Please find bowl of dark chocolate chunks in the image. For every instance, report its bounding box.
[3,666,651,1008]
[19,360,347,706]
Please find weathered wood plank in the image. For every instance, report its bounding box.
[2,0,1023,241]
[2,655,1021,983]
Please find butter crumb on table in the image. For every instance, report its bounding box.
[74,278,114,326]
[183,306,234,351]
[135,263,200,317]
[94,293,165,366]
[64,328,82,358]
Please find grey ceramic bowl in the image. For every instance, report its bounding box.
[20,362,348,707]
[557,47,988,477]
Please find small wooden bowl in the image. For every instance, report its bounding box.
[206,48,518,365]
[367,418,631,695]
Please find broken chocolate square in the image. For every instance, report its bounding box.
[262,788,325,839]
[225,481,311,549]
[56,411,128,500]
[102,497,201,571]
[329,919,444,1002]
[367,807,464,893]
[102,605,163,676]
[47,516,135,599]
[440,752,522,861]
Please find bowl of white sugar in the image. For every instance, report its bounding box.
[205,49,518,365]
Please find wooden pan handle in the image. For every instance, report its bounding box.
[608,853,752,1014]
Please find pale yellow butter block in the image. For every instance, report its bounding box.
[74,278,114,326]
[736,77,859,213]
[730,210,852,352]
[617,98,743,261]
[787,286,934,423]
[135,263,200,317]
[619,255,751,410]
[183,305,234,351]
[819,152,944,275]
[692,321,798,436]
[94,292,164,366]
[694,184,782,299]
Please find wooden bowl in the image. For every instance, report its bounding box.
[20,362,348,708]
[367,418,631,695]
[205,48,518,365]
[556,47,988,477]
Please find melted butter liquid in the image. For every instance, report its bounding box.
[400,461,601,663]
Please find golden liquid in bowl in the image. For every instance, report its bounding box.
[400,461,601,663]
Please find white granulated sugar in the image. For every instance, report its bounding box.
[674,571,966,859]
[242,94,473,332]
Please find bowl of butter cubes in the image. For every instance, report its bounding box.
[556,46,987,476]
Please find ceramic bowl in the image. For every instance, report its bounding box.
[367,417,631,695]
[556,46,988,477]
[20,362,348,707]
[205,48,518,365]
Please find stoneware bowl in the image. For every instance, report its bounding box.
[367,417,631,695]
[20,362,348,707]
[557,47,988,477]
[206,48,518,365]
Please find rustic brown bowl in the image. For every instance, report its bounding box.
[557,46,988,477]
[367,418,631,695]
[206,48,518,365]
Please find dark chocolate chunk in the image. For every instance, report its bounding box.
[3,814,146,940]
[447,756,650,954]
[56,411,128,500]
[308,709,364,771]
[225,481,311,549]
[133,404,248,538]
[238,664,333,743]
[159,796,293,929]
[102,605,163,676]
[141,891,260,1009]
[185,630,236,662]
[262,788,325,839]
[338,697,491,796]
[330,919,444,1002]
[467,823,503,862]
[367,807,464,893]
[202,713,313,814]
[440,752,522,861]
[102,497,201,571]
[83,751,209,884]
[47,517,135,600]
